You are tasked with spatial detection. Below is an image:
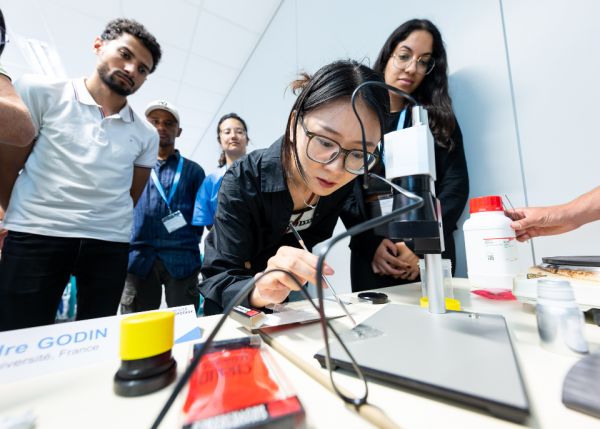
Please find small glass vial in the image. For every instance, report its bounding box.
[536,279,588,355]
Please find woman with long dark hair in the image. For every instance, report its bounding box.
[200,60,389,314]
[350,19,469,291]
[192,112,249,229]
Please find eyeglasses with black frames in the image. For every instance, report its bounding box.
[300,117,378,175]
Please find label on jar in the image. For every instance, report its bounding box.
[483,236,518,263]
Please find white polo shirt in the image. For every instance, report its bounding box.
[3,75,159,243]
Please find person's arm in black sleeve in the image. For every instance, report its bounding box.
[200,166,260,314]
[436,120,469,236]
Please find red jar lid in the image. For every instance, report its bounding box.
[470,195,503,213]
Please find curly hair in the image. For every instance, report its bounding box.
[374,19,456,150]
[100,18,161,73]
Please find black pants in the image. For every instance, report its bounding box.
[120,260,200,313]
[0,231,129,331]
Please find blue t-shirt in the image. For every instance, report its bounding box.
[192,166,226,227]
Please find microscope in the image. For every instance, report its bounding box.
[370,105,447,313]
[307,78,531,419]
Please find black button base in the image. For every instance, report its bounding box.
[113,351,177,397]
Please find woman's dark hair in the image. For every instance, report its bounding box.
[283,59,389,180]
[374,19,456,150]
[101,18,162,72]
[0,9,6,58]
[216,112,248,168]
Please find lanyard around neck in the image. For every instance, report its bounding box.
[151,156,184,211]
[396,107,408,131]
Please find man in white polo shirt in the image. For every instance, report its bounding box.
[0,18,162,331]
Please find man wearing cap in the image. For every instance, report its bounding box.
[0,18,162,331]
[121,100,205,313]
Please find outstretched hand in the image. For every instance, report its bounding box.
[506,206,579,241]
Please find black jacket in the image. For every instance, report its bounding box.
[349,110,469,291]
[200,137,363,314]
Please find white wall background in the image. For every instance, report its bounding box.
[501,0,600,262]
[2,0,599,294]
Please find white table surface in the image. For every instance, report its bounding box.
[0,315,372,429]
[260,278,600,429]
[2,279,599,429]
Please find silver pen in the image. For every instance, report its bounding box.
[288,223,357,326]
[504,194,517,212]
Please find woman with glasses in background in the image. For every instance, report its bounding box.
[192,112,249,230]
[350,19,469,291]
[200,60,389,315]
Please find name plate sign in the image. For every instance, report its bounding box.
[0,305,201,383]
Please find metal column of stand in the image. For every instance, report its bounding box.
[425,253,446,314]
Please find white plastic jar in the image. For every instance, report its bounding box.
[463,195,519,289]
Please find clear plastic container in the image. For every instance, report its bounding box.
[419,258,453,299]
[463,196,519,289]
[536,279,588,355]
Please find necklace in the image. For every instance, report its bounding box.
[303,192,319,209]
[291,192,318,227]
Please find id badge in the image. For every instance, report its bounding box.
[379,196,394,216]
[162,210,187,233]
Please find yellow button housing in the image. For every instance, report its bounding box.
[120,311,174,360]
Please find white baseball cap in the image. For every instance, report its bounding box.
[145,100,180,123]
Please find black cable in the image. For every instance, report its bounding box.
[312,81,424,407]
[150,268,368,428]
[151,81,425,425]
[150,189,423,426]
[150,273,259,428]
[351,81,416,190]
[314,175,423,407]
[151,179,421,426]
[294,275,369,406]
